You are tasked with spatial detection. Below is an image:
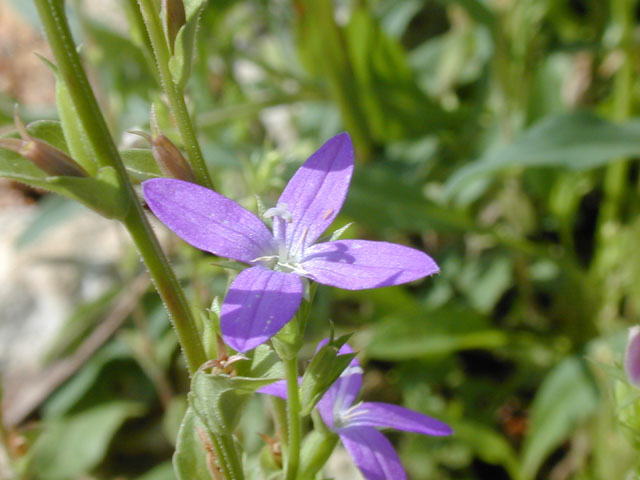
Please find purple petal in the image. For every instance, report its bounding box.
[275,133,354,251]
[302,240,439,290]
[625,326,640,387]
[316,341,363,430]
[346,402,452,436]
[257,379,288,398]
[143,178,273,263]
[338,427,407,480]
[220,266,303,352]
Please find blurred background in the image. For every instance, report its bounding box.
[1,0,640,478]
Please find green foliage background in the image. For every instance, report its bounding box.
[2,0,640,478]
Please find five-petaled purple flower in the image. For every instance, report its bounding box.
[142,133,439,352]
[259,340,452,480]
[625,326,640,388]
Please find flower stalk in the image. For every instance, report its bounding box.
[32,0,207,374]
[283,353,301,480]
[136,0,214,190]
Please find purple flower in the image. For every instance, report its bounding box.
[142,133,439,352]
[625,326,640,388]
[259,340,452,480]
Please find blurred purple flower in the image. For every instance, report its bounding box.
[625,326,640,388]
[259,340,452,480]
[142,133,439,352]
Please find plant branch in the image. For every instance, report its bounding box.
[136,0,214,190]
[33,0,207,374]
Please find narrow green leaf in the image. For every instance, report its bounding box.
[37,55,98,175]
[520,356,599,480]
[29,401,145,480]
[446,112,640,200]
[366,307,509,360]
[168,0,207,88]
[173,407,213,480]
[299,335,356,415]
[448,419,522,480]
[46,166,130,219]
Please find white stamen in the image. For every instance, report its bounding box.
[290,226,309,259]
[263,202,292,222]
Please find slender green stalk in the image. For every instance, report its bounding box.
[136,0,214,190]
[33,0,207,373]
[211,433,245,480]
[271,397,290,452]
[597,0,636,242]
[283,356,302,480]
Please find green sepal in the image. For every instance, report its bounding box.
[272,321,304,361]
[121,148,162,181]
[46,166,131,219]
[299,333,356,416]
[299,428,339,479]
[168,0,206,89]
[189,345,282,437]
[189,371,277,436]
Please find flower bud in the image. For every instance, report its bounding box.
[0,110,87,177]
[163,0,186,52]
[131,107,197,183]
[625,326,640,388]
[152,133,198,183]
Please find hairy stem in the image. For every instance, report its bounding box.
[283,355,301,480]
[33,0,207,373]
[136,0,214,190]
[211,433,245,480]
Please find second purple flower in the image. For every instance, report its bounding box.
[143,133,439,352]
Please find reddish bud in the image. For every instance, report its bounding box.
[0,110,87,177]
[131,106,197,183]
[163,0,186,52]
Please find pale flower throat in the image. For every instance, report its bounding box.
[252,202,309,275]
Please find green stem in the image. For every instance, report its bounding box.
[211,433,245,480]
[597,0,636,241]
[283,356,301,480]
[136,0,214,190]
[271,397,290,453]
[33,0,207,373]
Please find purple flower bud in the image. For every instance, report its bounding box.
[625,326,640,388]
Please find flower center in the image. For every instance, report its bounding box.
[253,203,308,274]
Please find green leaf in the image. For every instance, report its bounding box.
[46,166,130,219]
[29,401,145,480]
[121,147,162,181]
[343,164,473,233]
[520,356,599,480]
[445,112,640,200]
[299,334,356,415]
[365,307,509,360]
[189,371,276,436]
[173,407,212,480]
[344,8,458,141]
[168,0,207,89]
[449,419,522,480]
[0,120,129,218]
[16,195,85,248]
[137,462,176,480]
[0,120,68,187]
[38,55,98,175]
